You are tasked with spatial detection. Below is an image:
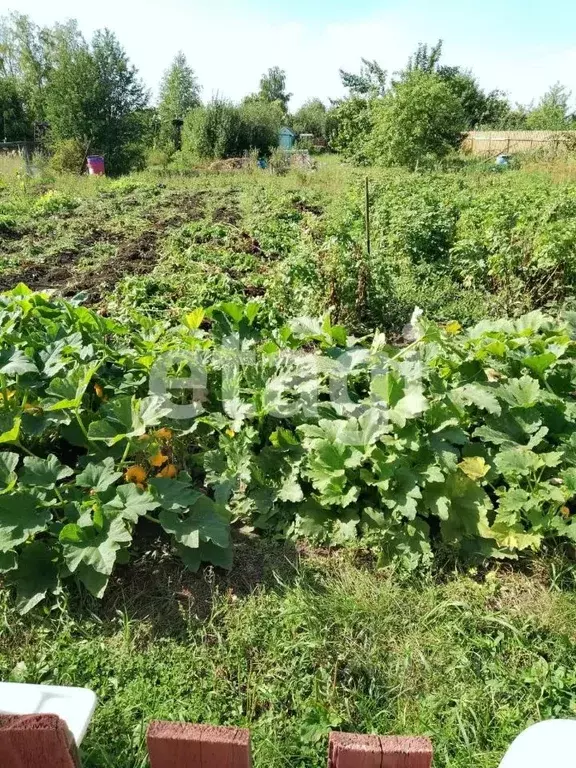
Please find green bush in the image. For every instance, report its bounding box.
[49,138,87,174]
[238,98,283,155]
[183,98,243,160]
[182,97,285,160]
[369,71,466,168]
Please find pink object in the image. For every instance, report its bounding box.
[86,156,105,176]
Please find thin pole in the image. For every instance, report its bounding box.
[365,176,371,257]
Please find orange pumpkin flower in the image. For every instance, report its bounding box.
[150,452,168,467]
[94,383,104,398]
[157,463,178,479]
[125,465,147,484]
[154,428,173,442]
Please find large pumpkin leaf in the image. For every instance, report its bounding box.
[12,541,58,614]
[0,414,21,445]
[19,454,73,488]
[76,457,122,493]
[0,492,51,552]
[149,477,202,510]
[160,495,230,550]
[59,517,132,597]
[44,364,99,411]
[102,484,159,523]
[0,451,19,492]
[0,347,38,376]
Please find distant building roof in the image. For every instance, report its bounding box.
[279,126,296,136]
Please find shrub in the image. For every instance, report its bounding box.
[182,98,243,159]
[146,147,173,171]
[369,71,466,168]
[49,138,87,174]
[331,97,374,164]
[238,98,283,155]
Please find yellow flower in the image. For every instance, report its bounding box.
[226,429,236,438]
[154,428,173,442]
[125,465,147,484]
[0,390,16,401]
[150,452,168,468]
[561,506,571,520]
[94,383,104,398]
[445,321,462,335]
[157,463,178,479]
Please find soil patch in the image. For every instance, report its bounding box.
[0,191,207,298]
[0,250,80,292]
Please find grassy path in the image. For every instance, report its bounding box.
[1,542,575,768]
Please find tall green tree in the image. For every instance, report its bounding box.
[158,51,200,147]
[369,70,466,168]
[339,59,387,98]
[239,97,283,153]
[258,66,291,111]
[404,40,443,76]
[44,22,99,147]
[526,83,572,130]
[0,75,29,140]
[0,13,51,126]
[91,29,148,172]
[436,66,510,129]
[292,98,328,138]
[43,24,148,174]
[400,40,512,129]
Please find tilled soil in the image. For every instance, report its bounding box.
[0,191,208,301]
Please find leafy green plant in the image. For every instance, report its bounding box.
[191,306,576,572]
[3,285,576,609]
[0,286,231,611]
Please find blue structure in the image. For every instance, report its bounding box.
[278,126,296,150]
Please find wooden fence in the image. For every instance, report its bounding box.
[461,130,576,156]
[0,715,434,768]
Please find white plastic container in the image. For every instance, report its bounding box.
[499,719,576,767]
[0,682,97,745]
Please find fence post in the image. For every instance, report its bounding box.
[365,176,371,258]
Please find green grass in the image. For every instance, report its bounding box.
[2,540,576,768]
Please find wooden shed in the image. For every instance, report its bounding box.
[278,126,296,150]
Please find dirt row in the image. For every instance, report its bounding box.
[0,191,208,302]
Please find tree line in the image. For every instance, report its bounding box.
[0,13,574,173]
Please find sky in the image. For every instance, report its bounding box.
[6,0,576,109]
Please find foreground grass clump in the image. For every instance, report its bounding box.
[1,547,576,768]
